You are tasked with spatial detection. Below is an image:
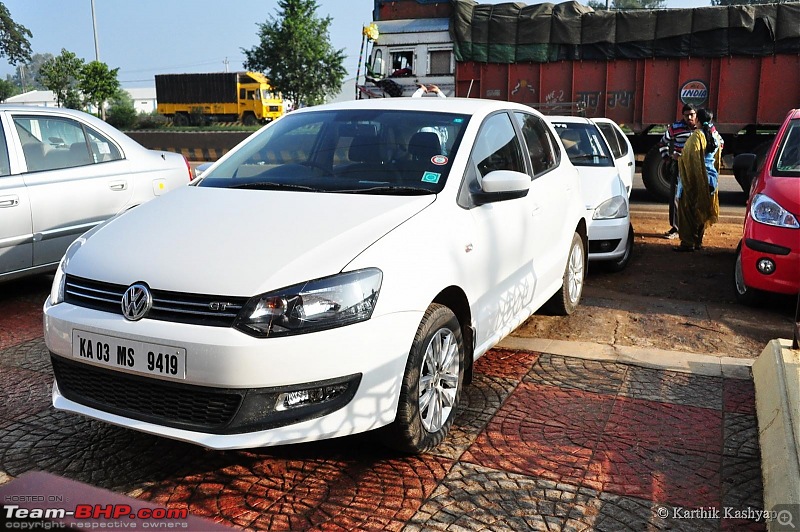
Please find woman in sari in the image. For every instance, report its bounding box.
[675,108,722,251]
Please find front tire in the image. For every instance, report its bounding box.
[382,304,464,454]
[734,244,762,306]
[545,232,586,315]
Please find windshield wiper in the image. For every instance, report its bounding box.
[227,182,321,192]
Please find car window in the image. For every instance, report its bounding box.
[199,109,470,195]
[472,112,525,178]
[596,123,621,158]
[551,122,614,167]
[514,112,558,177]
[14,115,122,172]
[773,119,800,177]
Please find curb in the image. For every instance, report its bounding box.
[498,336,754,379]
[752,338,800,514]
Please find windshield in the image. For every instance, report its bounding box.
[773,118,800,177]
[551,122,613,167]
[199,109,470,195]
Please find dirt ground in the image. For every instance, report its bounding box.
[515,209,798,359]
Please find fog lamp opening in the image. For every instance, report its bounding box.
[756,258,776,275]
[276,383,350,411]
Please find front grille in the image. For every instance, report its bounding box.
[64,275,248,327]
[52,356,243,432]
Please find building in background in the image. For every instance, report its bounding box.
[5,87,157,113]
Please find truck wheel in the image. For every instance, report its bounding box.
[172,113,189,127]
[241,113,257,126]
[642,145,674,202]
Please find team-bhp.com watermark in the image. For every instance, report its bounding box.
[2,501,189,529]
[656,504,800,530]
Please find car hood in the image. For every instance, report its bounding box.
[67,186,435,296]
[576,167,625,209]
[757,175,800,214]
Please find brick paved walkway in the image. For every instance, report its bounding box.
[0,282,765,530]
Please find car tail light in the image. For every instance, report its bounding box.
[183,156,194,181]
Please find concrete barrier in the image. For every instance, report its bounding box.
[753,338,800,522]
[126,131,252,161]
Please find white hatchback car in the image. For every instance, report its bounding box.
[44,98,587,453]
[548,116,633,271]
[0,105,193,283]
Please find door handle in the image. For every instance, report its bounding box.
[109,181,127,191]
[0,195,19,208]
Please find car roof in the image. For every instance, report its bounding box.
[544,115,594,125]
[294,97,541,117]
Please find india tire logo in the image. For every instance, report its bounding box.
[680,80,708,107]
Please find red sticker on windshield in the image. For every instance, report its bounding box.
[431,155,448,165]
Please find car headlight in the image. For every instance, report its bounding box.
[592,195,628,220]
[750,194,800,228]
[234,268,383,338]
[49,237,85,305]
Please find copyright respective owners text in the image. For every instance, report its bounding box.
[656,504,799,529]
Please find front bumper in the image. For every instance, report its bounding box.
[741,237,800,295]
[586,215,630,261]
[44,299,423,449]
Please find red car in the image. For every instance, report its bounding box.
[733,109,800,305]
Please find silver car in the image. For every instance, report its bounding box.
[0,105,192,282]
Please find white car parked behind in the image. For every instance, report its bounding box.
[44,98,587,453]
[0,105,193,283]
[548,116,634,272]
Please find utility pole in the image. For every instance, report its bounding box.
[91,0,100,61]
[224,57,229,73]
[90,0,105,119]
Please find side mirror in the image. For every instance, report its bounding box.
[473,170,530,205]
[193,162,212,179]
[733,153,758,192]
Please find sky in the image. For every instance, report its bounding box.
[1,0,711,89]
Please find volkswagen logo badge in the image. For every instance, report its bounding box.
[121,283,152,321]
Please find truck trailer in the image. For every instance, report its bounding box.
[155,72,284,126]
[360,0,800,201]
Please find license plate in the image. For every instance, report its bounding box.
[72,330,186,380]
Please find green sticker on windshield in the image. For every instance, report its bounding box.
[421,172,441,184]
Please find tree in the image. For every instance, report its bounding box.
[0,76,17,101]
[243,0,346,107]
[78,60,120,118]
[105,89,138,129]
[587,0,666,9]
[14,52,53,91]
[36,49,84,107]
[0,2,31,65]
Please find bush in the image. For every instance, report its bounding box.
[106,102,138,129]
[136,111,168,129]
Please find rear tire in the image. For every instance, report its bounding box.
[544,232,585,315]
[642,145,674,202]
[382,304,464,454]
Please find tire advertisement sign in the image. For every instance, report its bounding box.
[680,80,708,107]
